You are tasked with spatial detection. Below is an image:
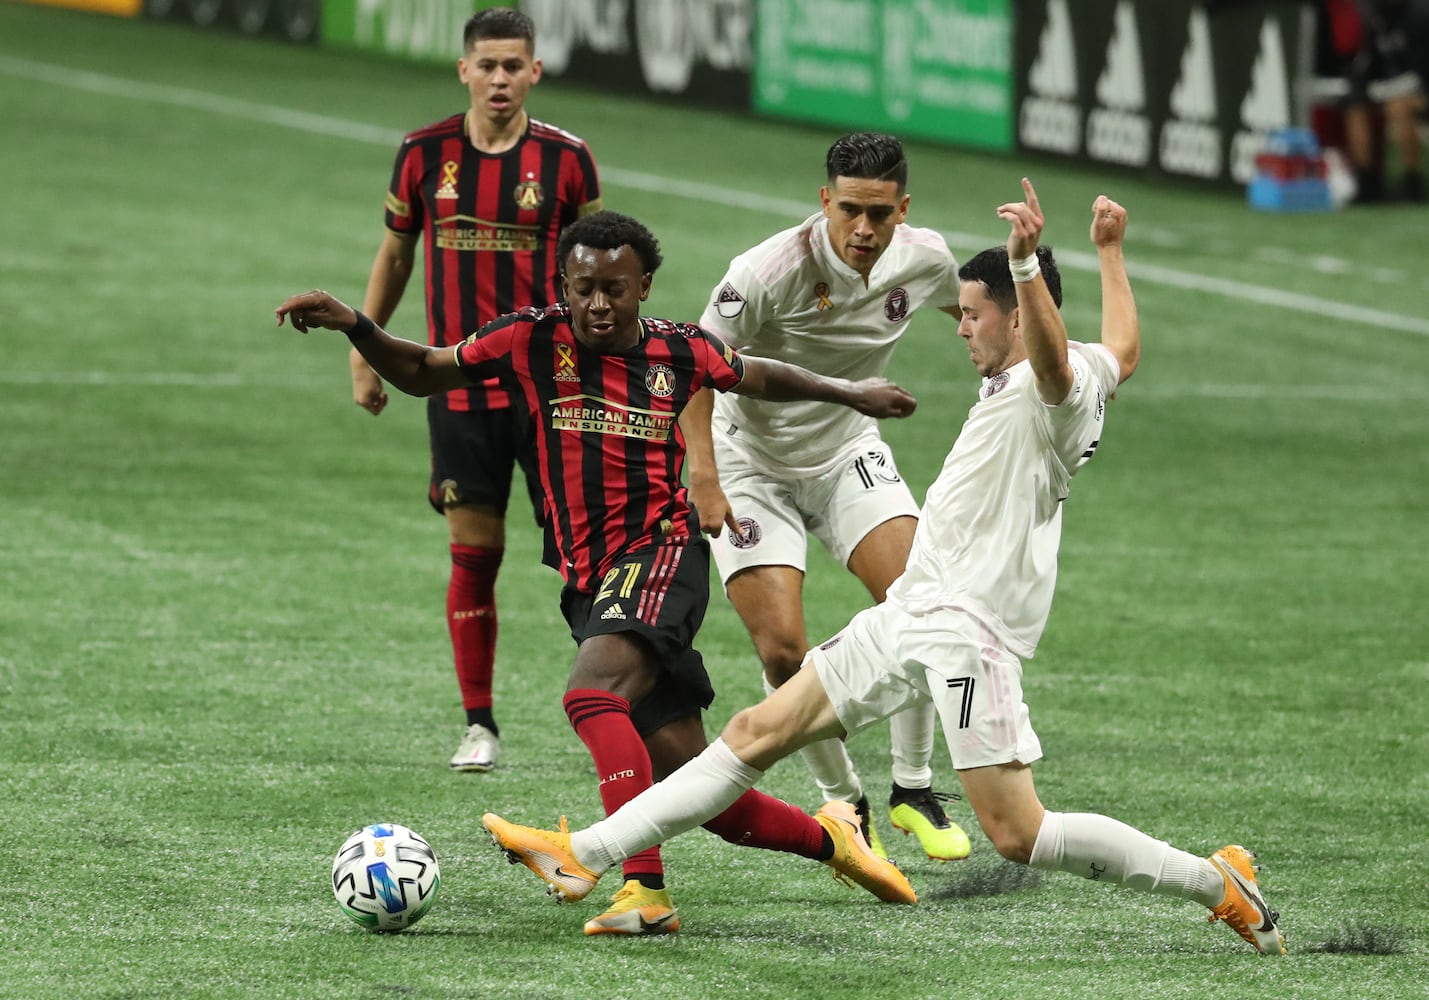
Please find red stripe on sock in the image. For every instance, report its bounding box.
[562,689,663,881]
[703,789,826,859]
[448,545,503,711]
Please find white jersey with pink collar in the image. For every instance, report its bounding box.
[887,343,1121,658]
[698,211,959,474]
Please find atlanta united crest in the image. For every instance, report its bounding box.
[645,363,675,398]
[514,174,544,210]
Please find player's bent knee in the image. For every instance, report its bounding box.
[721,704,792,772]
[980,821,1037,865]
[756,643,807,686]
[992,837,1035,866]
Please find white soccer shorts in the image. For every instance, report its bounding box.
[807,601,1044,771]
[707,433,919,586]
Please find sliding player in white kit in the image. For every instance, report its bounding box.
[682,132,970,861]
[484,180,1287,956]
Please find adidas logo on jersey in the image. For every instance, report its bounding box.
[1086,1,1150,167]
[600,603,627,621]
[1020,0,1081,154]
[1159,7,1222,179]
[1230,16,1291,183]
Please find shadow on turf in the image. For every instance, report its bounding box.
[1302,923,1409,954]
[917,856,1046,901]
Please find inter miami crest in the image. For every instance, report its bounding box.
[884,287,909,321]
[982,371,1011,398]
[729,516,762,550]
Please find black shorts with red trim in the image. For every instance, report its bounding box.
[559,538,716,737]
[426,398,545,525]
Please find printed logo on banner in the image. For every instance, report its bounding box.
[1086,1,1150,167]
[353,0,471,60]
[1230,16,1291,183]
[881,0,919,121]
[525,0,629,75]
[755,0,793,104]
[636,0,754,94]
[1020,0,1081,154]
[1160,6,1223,179]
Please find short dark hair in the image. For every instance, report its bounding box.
[825,132,908,192]
[464,7,535,52]
[957,246,1063,311]
[557,211,664,275]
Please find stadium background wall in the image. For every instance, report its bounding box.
[1016,0,1315,186]
[139,0,321,42]
[40,0,1315,186]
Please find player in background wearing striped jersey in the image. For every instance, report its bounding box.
[348,8,602,774]
[482,184,1286,956]
[684,133,970,861]
[278,211,921,936]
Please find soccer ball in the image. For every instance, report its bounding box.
[331,823,441,932]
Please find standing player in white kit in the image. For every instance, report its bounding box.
[682,132,969,861]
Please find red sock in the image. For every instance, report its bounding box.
[448,545,502,716]
[563,689,663,884]
[703,790,827,859]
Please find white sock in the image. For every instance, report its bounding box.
[763,673,863,803]
[571,738,764,872]
[889,699,935,790]
[1029,811,1224,907]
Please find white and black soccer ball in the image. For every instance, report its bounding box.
[331,823,440,932]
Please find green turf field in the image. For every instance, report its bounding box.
[1,5,1425,997]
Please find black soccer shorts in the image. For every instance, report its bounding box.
[426,398,545,525]
[560,538,716,737]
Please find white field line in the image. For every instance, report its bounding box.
[3,54,1429,339]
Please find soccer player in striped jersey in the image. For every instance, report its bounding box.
[684,133,969,861]
[348,8,602,775]
[481,185,1287,956]
[277,211,920,936]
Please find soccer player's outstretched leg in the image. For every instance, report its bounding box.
[277,209,919,935]
[474,183,1285,954]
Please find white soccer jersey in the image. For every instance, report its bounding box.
[699,212,959,473]
[887,343,1121,658]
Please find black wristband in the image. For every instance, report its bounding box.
[344,311,377,342]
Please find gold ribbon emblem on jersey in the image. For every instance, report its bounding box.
[814,282,833,311]
[437,161,460,200]
[555,342,579,381]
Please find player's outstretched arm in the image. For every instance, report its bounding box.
[679,388,739,538]
[1089,196,1140,385]
[276,290,468,397]
[999,178,1072,404]
[349,230,418,416]
[733,356,916,419]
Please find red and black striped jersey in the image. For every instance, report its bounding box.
[385,113,602,411]
[454,305,745,591]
